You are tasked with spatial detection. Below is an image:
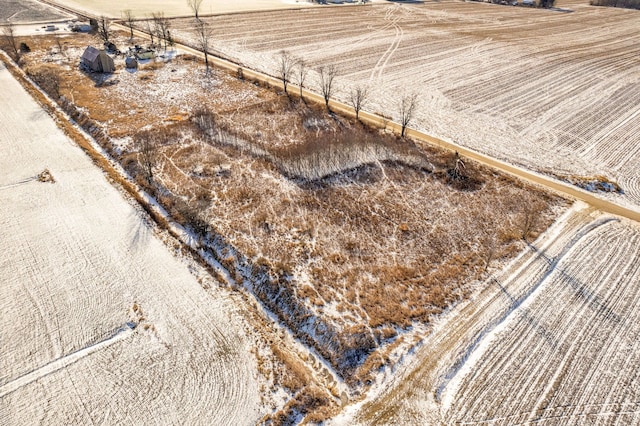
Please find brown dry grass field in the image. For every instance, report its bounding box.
[8,28,565,420]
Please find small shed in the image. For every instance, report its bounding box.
[81,46,115,73]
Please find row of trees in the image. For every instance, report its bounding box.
[275,50,418,137]
[112,7,417,136]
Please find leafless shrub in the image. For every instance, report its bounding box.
[349,85,369,120]
[192,106,216,138]
[318,64,337,111]
[519,197,545,241]
[399,92,418,138]
[444,151,482,191]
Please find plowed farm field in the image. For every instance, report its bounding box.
[0,0,71,23]
[0,62,265,424]
[170,0,640,209]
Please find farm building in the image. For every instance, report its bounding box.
[80,46,115,73]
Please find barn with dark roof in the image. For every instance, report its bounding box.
[80,46,115,73]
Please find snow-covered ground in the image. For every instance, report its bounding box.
[47,0,318,18]
[443,212,640,424]
[0,61,265,424]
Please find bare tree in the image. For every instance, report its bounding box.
[195,20,212,73]
[519,201,544,241]
[122,9,135,40]
[55,37,66,57]
[318,64,337,111]
[187,0,205,19]
[152,12,170,51]
[144,17,155,46]
[482,235,497,272]
[399,92,418,138]
[349,85,369,121]
[96,16,112,45]
[135,130,160,184]
[295,58,308,100]
[277,50,295,96]
[1,23,20,61]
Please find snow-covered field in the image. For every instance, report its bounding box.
[170,0,640,210]
[0,61,264,424]
[0,0,72,23]
[343,203,640,424]
[444,212,640,424]
[46,0,320,18]
[4,0,640,422]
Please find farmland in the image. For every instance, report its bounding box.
[444,213,640,424]
[0,0,72,23]
[3,0,640,423]
[168,0,640,209]
[46,0,318,18]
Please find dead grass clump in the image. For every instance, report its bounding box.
[141,60,165,71]
[270,344,311,393]
[270,385,336,426]
[559,174,623,194]
[37,169,55,183]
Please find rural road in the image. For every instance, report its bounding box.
[23,1,640,224]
